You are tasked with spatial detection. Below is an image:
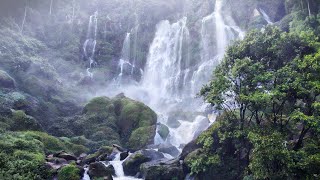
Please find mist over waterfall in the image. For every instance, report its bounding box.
[1,0,312,179]
[103,0,245,150]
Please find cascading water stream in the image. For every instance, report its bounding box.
[82,153,141,180]
[83,11,98,78]
[259,8,274,24]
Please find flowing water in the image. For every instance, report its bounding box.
[104,0,244,156]
[86,0,246,178]
[82,153,141,180]
[259,8,274,24]
[83,11,98,78]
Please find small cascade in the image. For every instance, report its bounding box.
[82,167,90,180]
[82,153,141,180]
[83,11,98,78]
[115,31,142,86]
[109,153,141,180]
[259,8,274,24]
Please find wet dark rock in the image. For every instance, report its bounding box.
[140,158,184,180]
[46,157,68,165]
[88,162,115,179]
[120,151,129,161]
[123,149,164,176]
[53,151,77,161]
[180,139,202,160]
[113,144,126,152]
[158,143,180,157]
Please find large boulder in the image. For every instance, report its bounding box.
[0,70,15,89]
[53,151,77,161]
[123,149,164,176]
[157,123,170,140]
[180,139,202,160]
[114,94,157,149]
[82,146,113,164]
[140,159,185,180]
[52,94,157,150]
[158,143,180,157]
[88,162,115,179]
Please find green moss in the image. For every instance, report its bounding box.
[0,131,53,180]
[23,131,88,155]
[82,96,112,115]
[9,110,42,131]
[57,164,80,180]
[50,95,157,150]
[128,126,155,149]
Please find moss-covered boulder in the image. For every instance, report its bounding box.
[0,70,15,89]
[113,94,157,149]
[157,123,170,140]
[57,164,82,180]
[82,146,113,164]
[51,94,157,150]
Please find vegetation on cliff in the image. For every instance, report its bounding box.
[189,12,320,180]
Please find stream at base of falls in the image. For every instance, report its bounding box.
[82,153,142,180]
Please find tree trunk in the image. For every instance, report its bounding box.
[293,124,310,150]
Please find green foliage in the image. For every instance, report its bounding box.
[0,132,52,180]
[198,15,320,179]
[248,131,292,179]
[9,110,42,131]
[23,131,88,156]
[128,126,156,149]
[57,164,80,180]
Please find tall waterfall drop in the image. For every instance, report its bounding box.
[142,17,190,104]
[83,11,98,78]
[116,33,134,85]
[105,0,244,151]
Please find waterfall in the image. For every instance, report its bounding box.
[115,32,140,85]
[132,13,140,73]
[191,0,244,95]
[83,11,98,78]
[104,0,244,152]
[142,17,190,104]
[259,8,274,24]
